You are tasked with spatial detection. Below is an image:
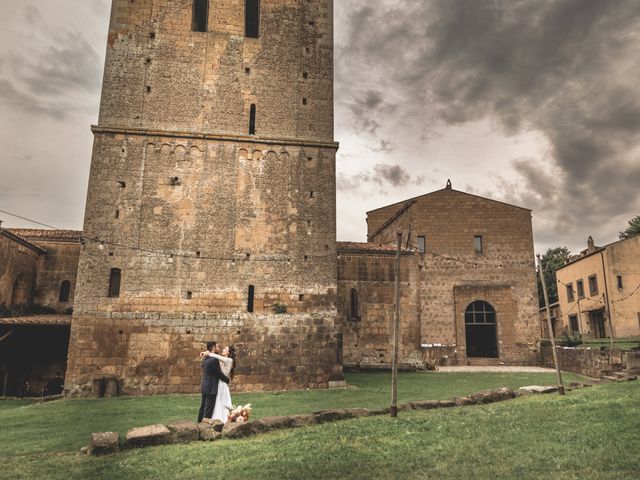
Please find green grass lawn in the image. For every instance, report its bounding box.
[4,370,635,480]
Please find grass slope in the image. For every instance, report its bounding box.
[0,371,584,457]
[2,381,638,480]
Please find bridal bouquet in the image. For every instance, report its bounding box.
[227,403,252,423]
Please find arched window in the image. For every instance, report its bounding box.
[245,0,260,38]
[247,285,255,313]
[59,280,71,303]
[350,289,359,319]
[108,268,121,298]
[464,301,496,325]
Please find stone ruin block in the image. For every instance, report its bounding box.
[125,424,172,448]
[197,421,222,441]
[469,387,516,404]
[167,420,199,443]
[88,431,120,455]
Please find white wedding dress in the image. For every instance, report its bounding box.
[210,353,233,423]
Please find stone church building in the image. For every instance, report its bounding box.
[337,183,540,368]
[1,1,540,397]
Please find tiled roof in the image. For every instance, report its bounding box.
[8,228,82,242]
[0,315,72,326]
[0,229,45,253]
[337,241,412,254]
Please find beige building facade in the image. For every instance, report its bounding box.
[556,235,640,339]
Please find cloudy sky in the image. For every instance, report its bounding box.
[1,1,639,253]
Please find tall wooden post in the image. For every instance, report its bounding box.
[391,230,402,417]
[537,254,565,395]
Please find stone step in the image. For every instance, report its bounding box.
[600,376,620,382]
[612,372,627,378]
[466,358,504,366]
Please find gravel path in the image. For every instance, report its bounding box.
[437,366,557,373]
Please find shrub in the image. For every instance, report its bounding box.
[272,302,287,314]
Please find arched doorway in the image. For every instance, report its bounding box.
[465,301,498,358]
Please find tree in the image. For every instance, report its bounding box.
[619,215,640,240]
[537,247,571,308]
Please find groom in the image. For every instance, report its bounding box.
[197,340,230,423]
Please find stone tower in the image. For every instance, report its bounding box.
[66,0,341,395]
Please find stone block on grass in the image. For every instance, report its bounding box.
[344,408,371,418]
[454,396,474,406]
[167,420,199,443]
[438,400,456,408]
[89,431,120,455]
[198,422,221,441]
[410,400,440,410]
[221,421,258,439]
[289,414,318,427]
[125,424,171,448]
[519,385,559,394]
[258,416,297,431]
[469,387,516,404]
[313,408,366,423]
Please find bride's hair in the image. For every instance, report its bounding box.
[228,346,237,380]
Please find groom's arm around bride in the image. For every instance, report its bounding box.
[197,342,231,423]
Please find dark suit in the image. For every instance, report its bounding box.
[197,355,230,423]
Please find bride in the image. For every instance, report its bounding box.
[202,346,236,423]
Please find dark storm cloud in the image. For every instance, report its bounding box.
[345,89,397,133]
[337,0,640,244]
[338,163,423,191]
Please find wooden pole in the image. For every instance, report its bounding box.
[537,254,565,395]
[391,230,402,417]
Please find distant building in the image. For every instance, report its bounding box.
[338,182,540,368]
[0,228,81,396]
[555,235,640,339]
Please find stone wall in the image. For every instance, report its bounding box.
[31,240,80,313]
[0,230,41,307]
[68,0,342,394]
[100,0,333,142]
[541,346,626,378]
[66,312,342,396]
[337,245,422,368]
[365,187,540,366]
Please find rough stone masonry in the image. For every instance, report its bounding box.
[65,0,343,395]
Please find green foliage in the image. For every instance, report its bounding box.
[0,302,58,318]
[2,380,638,480]
[272,302,287,314]
[618,215,640,240]
[537,247,571,308]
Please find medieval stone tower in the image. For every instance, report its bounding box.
[65,0,342,395]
